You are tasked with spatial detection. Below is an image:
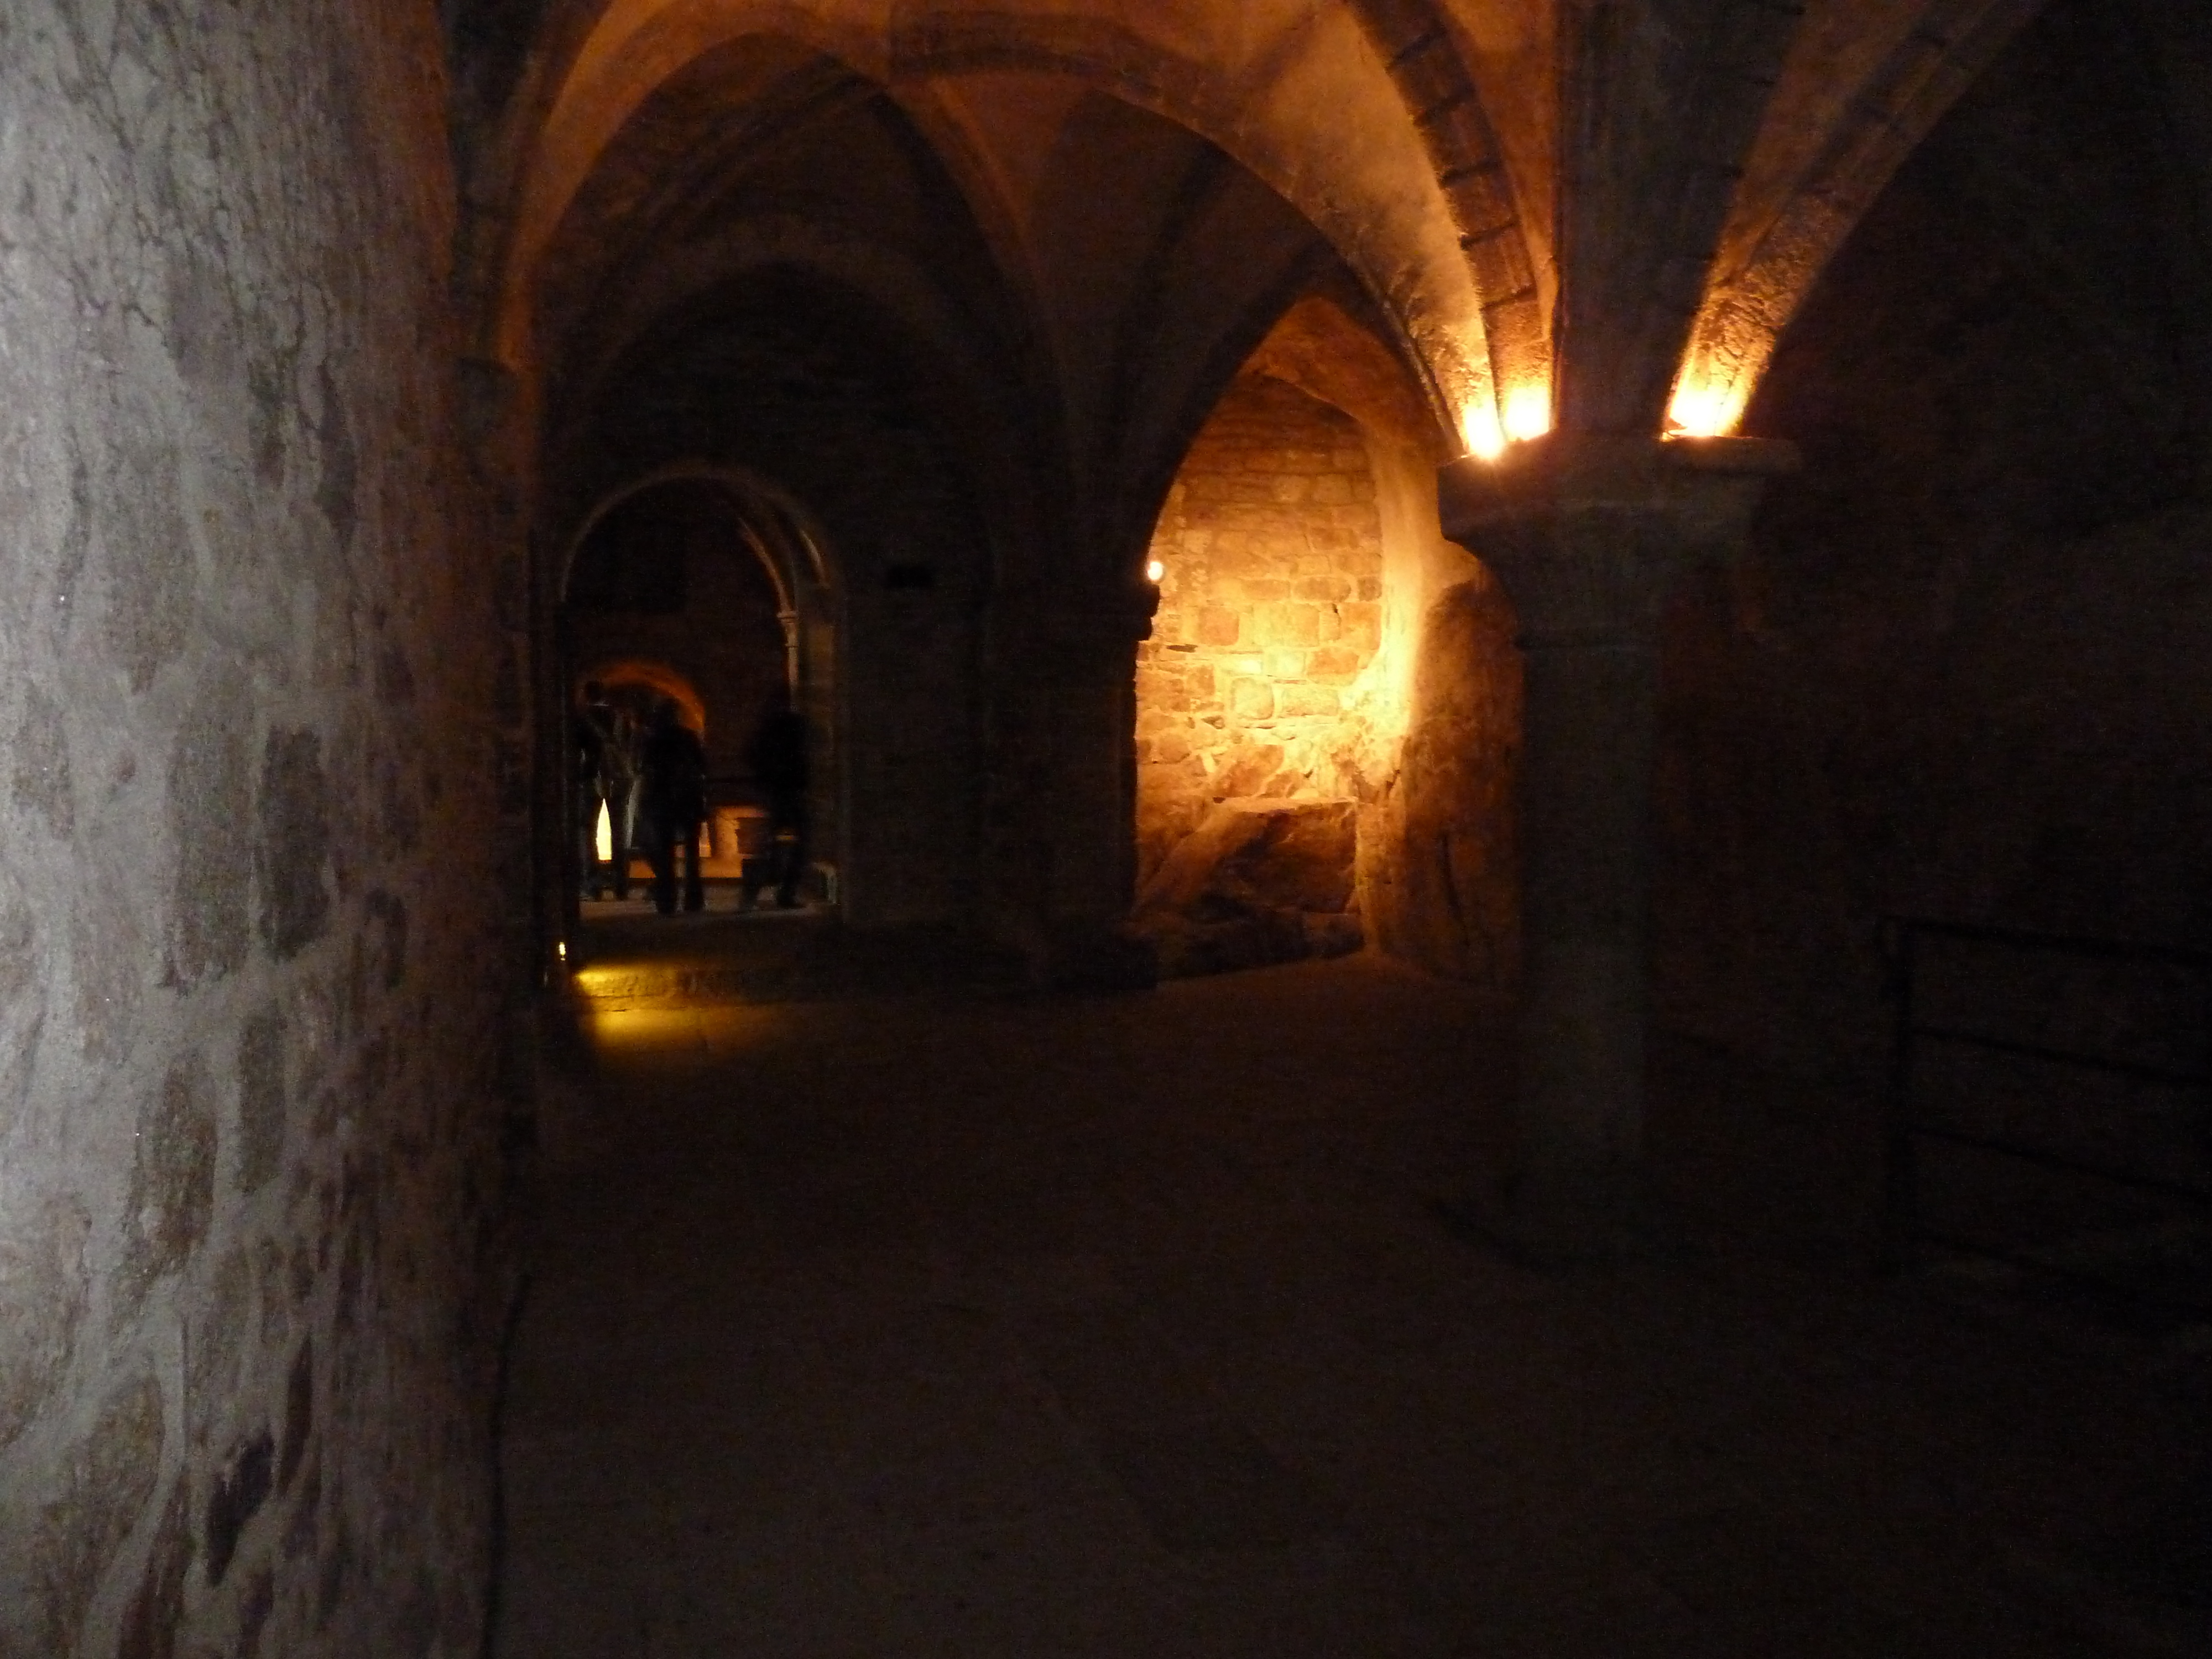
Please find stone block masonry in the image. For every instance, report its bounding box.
[1130,374,1404,975]
[1136,375,1390,897]
[0,4,514,1656]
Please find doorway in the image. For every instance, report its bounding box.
[561,474,839,912]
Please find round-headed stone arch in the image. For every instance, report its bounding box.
[577,656,710,738]
[561,476,807,791]
[560,461,841,620]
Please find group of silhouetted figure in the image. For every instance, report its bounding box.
[575,682,808,915]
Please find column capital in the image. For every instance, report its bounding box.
[1438,434,1798,648]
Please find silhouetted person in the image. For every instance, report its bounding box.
[640,698,707,914]
[743,692,810,909]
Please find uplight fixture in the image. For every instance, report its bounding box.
[1460,404,1505,462]
[1502,383,1552,445]
[1665,374,1741,439]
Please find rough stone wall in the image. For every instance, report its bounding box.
[1365,570,1524,992]
[1135,377,1389,888]
[0,6,509,1656]
[1653,0,2212,1086]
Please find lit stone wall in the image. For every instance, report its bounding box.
[1136,377,1389,888]
[1366,570,1524,992]
[0,6,510,1655]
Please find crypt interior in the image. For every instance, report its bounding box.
[2,1,2210,1653]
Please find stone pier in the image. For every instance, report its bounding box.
[1441,435,1797,1258]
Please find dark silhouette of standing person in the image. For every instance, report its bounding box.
[743,690,810,909]
[640,698,707,915]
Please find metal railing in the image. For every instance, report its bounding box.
[1880,916,2212,1312]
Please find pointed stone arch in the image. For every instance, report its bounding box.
[1348,0,1549,435]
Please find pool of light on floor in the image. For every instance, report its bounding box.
[570,965,632,998]
[582,998,790,1061]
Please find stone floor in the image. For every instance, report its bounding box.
[495,927,2210,1657]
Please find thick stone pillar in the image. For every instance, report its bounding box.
[991,583,1160,990]
[1439,434,1796,1256]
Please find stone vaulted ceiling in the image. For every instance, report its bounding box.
[450,0,2055,462]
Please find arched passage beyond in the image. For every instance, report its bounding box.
[521,47,1450,950]
[559,472,844,910]
[580,658,709,738]
[564,478,791,778]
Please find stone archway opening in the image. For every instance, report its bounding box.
[582,659,709,738]
[1128,295,1527,988]
[560,474,840,910]
[1131,373,1390,975]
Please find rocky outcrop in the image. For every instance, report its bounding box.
[1133,799,1362,977]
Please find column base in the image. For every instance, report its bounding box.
[1436,1162,1668,1267]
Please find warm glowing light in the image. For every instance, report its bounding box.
[557,940,568,963]
[1460,403,1505,461]
[594,800,613,863]
[1502,383,1552,445]
[1462,382,1552,462]
[1666,376,1745,438]
[1146,560,1166,583]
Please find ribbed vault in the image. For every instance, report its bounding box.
[451,0,2062,450]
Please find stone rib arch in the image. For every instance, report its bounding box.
[880,8,1487,447]
[543,213,1016,465]
[559,463,841,622]
[883,17,1483,454]
[1671,0,2052,435]
[1348,0,1549,434]
[486,5,886,367]
[535,45,877,340]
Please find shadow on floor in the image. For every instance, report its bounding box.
[502,949,2211,1658]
